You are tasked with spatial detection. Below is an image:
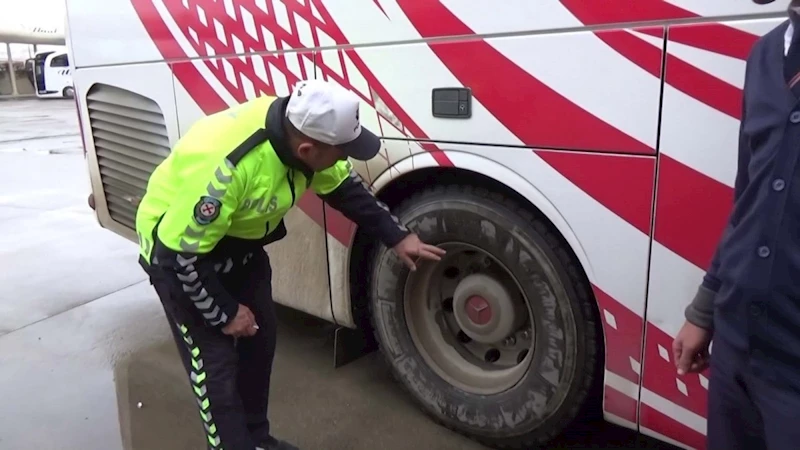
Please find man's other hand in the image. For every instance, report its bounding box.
[392,233,446,271]
[672,321,712,375]
[222,304,258,338]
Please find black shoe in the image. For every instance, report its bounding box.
[256,436,299,450]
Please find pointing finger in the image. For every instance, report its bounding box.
[422,244,447,256]
[677,347,694,376]
[672,339,682,368]
[417,249,443,261]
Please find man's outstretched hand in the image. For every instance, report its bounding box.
[392,233,446,271]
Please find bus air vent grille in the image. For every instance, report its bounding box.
[86,84,170,229]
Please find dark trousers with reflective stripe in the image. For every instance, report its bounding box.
[151,250,276,450]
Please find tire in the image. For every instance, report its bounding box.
[368,184,598,449]
[63,86,75,99]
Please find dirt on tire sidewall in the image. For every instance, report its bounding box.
[369,185,598,449]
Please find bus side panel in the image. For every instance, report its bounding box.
[112,0,789,77]
[642,18,784,449]
[320,15,662,155]
[61,0,781,71]
[66,0,166,68]
[321,0,786,50]
[170,56,335,323]
[75,62,180,243]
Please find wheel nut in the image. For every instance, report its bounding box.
[503,336,516,346]
[520,330,531,340]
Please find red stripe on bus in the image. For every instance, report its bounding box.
[397,0,654,155]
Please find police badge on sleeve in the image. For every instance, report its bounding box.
[193,196,222,225]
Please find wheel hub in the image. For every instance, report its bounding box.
[465,295,492,325]
[453,273,518,344]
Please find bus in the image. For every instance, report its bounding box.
[64,1,790,449]
[30,49,74,98]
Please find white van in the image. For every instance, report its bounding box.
[31,50,73,98]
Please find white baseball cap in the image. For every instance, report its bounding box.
[285,79,381,161]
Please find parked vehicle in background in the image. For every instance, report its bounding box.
[30,49,73,98]
[64,1,789,449]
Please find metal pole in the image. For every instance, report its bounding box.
[5,42,18,96]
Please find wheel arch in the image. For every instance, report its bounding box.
[344,149,608,425]
[347,150,601,337]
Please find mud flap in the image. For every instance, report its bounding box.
[333,326,378,368]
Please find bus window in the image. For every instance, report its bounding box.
[51,54,70,68]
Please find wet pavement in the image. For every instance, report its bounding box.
[0,98,675,450]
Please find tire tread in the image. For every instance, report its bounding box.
[366,183,599,450]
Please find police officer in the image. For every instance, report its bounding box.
[673,1,800,448]
[135,79,446,450]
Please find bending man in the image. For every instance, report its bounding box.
[135,79,445,450]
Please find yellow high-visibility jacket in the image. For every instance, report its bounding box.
[135,94,408,327]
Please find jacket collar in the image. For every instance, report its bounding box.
[265,96,314,180]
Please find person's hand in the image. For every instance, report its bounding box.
[672,321,712,375]
[392,233,447,271]
[222,304,258,338]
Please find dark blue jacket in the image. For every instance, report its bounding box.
[686,19,800,362]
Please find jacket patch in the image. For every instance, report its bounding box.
[193,196,222,225]
[242,195,278,214]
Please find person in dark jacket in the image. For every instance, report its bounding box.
[673,1,800,448]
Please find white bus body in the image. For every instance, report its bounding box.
[64,1,790,448]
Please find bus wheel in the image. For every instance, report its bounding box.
[368,184,599,449]
[63,86,75,99]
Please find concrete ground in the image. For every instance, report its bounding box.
[0,98,674,450]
